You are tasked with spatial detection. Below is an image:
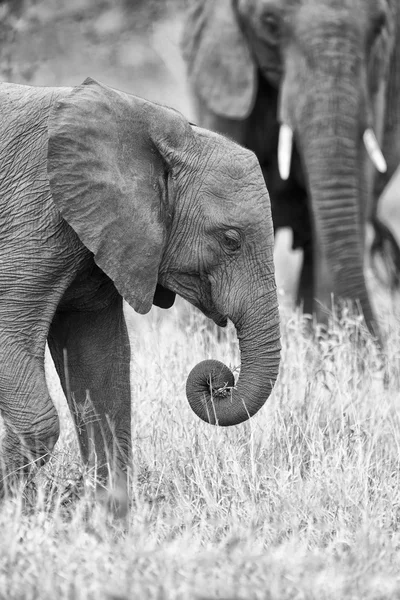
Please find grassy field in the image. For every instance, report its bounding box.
[0,290,400,600]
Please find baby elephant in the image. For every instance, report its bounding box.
[0,78,280,515]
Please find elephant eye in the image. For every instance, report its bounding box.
[261,12,281,45]
[222,230,242,252]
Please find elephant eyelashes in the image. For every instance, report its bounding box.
[222,230,242,252]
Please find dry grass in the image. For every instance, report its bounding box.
[1,288,400,599]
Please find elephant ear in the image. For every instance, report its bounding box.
[181,0,257,119]
[47,77,183,314]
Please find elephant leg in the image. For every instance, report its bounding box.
[0,267,75,497]
[0,334,60,496]
[47,294,131,517]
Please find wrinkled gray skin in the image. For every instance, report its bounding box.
[0,78,280,515]
[182,0,400,339]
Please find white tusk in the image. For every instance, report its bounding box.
[278,123,293,180]
[363,128,387,173]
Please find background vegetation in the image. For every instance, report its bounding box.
[1,1,400,598]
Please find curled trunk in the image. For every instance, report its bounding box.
[186,294,280,426]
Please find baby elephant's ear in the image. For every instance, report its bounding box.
[48,78,182,314]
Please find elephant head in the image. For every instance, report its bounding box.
[47,78,281,426]
[182,0,400,339]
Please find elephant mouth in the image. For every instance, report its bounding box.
[199,303,228,327]
[212,313,228,327]
[160,273,228,327]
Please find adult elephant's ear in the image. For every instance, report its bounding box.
[47,77,185,314]
[181,0,256,119]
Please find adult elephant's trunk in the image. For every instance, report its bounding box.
[282,52,378,335]
[186,290,280,426]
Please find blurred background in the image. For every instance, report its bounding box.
[1,0,399,304]
[0,0,190,111]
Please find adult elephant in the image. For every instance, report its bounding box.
[181,0,400,339]
[0,78,280,515]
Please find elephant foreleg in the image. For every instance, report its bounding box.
[0,249,79,498]
[0,334,60,496]
[47,293,132,517]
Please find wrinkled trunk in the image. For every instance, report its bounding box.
[293,75,378,336]
[186,290,280,426]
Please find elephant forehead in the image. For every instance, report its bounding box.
[295,0,367,33]
[217,146,260,179]
[202,150,266,199]
[198,164,270,212]
[189,128,270,215]
[200,179,271,233]
[212,153,269,205]
[194,126,261,179]
[195,153,270,218]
